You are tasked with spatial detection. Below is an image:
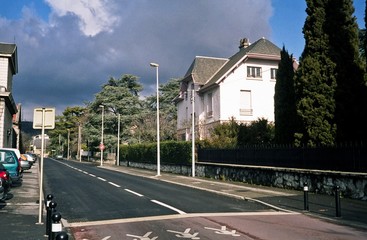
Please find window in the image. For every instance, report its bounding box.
[239,90,253,116]
[247,66,262,78]
[207,92,213,117]
[271,68,277,80]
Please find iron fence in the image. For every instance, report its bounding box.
[197,144,367,172]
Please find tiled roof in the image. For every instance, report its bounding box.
[0,42,17,55]
[0,42,18,74]
[183,56,227,85]
[199,38,281,92]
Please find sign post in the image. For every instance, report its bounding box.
[33,108,55,224]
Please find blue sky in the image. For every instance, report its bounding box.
[0,0,365,120]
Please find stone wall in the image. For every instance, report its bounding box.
[120,161,367,200]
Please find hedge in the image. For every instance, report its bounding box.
[119,141,192,165]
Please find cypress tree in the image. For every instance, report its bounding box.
[294,0,337,146]
[274,46,297,144]
[325,0,367,143]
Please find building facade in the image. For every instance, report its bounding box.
[0,43,18,148]
[176,38,281,140]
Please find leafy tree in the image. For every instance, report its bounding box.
[294,0,337,146]
[274,46,297,144]
[85,74,144,150]
[141,78,180,141]
[325,0,367,142]
[48,106,86,156]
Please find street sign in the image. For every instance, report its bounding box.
[33,108,56,129]
[99,143,105,151]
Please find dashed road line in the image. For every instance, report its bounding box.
[124,189,144,197]
[108,182,121,188]
[98,177,107,181]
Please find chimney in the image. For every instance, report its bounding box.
[239,38,250,49]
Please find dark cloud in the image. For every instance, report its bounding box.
[1,0,272,120]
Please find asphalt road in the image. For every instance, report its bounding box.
[43,158,269,223]
[42,159,367,240]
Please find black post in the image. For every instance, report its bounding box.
[51,212,62,240]
[47,201,57,239]
[335,186,341,217]
[45,194,54,236]
[56,232,69,240]
[303,182,309,211]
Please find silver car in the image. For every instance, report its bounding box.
[23,153,36,165]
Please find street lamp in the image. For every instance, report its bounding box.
[99,105,104,166]
[150,62,160,176]
[117,113,120,166]
[191,88,195,177]
[67,129,70,160]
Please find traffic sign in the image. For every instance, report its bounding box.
[99,143,105,151]
[33,108,56,129]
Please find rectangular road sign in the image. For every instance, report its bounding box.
[33,108,56,129]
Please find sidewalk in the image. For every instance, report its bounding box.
[101,163,367,231]
[0,161,45,240]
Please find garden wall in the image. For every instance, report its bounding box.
[120,161,367,200]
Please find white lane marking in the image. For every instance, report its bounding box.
[89,173,96,177]
[66,212,300,227]
[97,177,107,181]
[151,200,186,215]
[108,182,121,188]
[124,189,144,197]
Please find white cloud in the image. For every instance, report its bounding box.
[45,0,119,36]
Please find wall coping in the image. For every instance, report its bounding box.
[197,162,367,178]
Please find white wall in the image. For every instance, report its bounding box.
[219,59,277,123]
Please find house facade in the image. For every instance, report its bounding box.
[176,38,281,140]
[0,43,18,148]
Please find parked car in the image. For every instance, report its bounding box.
[23,153,36,165]
[0,178,6,200]
[0,163,10,198]
[0,149,22,184]
[20,154,32,170]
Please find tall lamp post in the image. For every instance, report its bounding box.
[117,113,120,166]
[99,105,105,166]
[67,129,70,160]
[150,62,160,176]
[191,88,195,177]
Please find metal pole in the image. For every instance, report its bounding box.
[150,63,160,176]
[67,129,70,160]
[38,108,45,224]
[303,182,309,211]
[191,89,195,177]
[117,113,120,166]
[78,123,82,162]
[156,66,160,176]
[335,186,341,217]
[100,105,104,166]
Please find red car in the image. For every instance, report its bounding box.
[0,163,11,199]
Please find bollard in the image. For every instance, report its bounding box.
[335,186,341,217]
[56,232,69,240]
[45,195,54,236]
[51,212,63,240]
[47,201,57,238]
[303,182,309,211]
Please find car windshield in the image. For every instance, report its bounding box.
[0,151,16,164]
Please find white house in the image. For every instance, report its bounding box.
[0,43,18,148]
[175,37,281,140]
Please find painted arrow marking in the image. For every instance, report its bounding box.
[205,226,240,236]
[167,228,200,239]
